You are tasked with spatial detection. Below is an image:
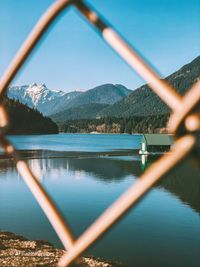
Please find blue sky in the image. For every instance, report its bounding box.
[0,0,199,92]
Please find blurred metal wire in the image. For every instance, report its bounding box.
[0,1,199,267]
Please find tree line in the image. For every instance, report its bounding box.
[3,97,58,135]
[58,114,169,134]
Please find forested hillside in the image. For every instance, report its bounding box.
[6,56,199,134]
[50,84,131,121]
[58,56,200,134]
[99,56,200,117]
[51,103,109,121]
[3,97,58,135]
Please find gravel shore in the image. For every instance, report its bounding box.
[0,231,125,267]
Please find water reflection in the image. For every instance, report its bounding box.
[0,153,200,267]
[139,154,200,214]
[0,154,200,215]
[159,160,200,215]
[140,154,148,171]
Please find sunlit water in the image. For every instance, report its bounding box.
[0,134,200,267]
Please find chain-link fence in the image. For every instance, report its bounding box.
[0,1,199,266]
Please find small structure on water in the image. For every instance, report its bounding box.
[139,134,173,155]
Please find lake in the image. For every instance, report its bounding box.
[0,134,200,267]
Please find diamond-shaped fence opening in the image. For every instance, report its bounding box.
[0,1,199,267]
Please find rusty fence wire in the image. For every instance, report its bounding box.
[0,0,200,266]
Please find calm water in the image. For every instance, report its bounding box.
[8,133,141,152]
[0,134,200,267]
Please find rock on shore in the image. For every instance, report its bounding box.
[0,231,125,267]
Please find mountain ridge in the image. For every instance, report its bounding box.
[7,83,132,118]
[51,103,110,121]
[7,55,200,124]
[50,84,132,121]
[98,56,200,118]
[7,83,82,115]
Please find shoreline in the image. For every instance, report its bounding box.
[0,231,126,267]
[0,149,139,161]
[7,133,142,136]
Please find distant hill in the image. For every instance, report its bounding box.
[41,90,83,115]
[51,84,131,122]
[3,97,58,135]
[55,84,131,111]
[7,56,200,127]
[99,56,200,118]
[7,83,131,118]
[59,56,200,134]
[51,103,109,122]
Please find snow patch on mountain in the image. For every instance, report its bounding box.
[7,83,65,110]
[7,82,131,118]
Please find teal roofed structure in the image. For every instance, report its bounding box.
[139,134,173,155]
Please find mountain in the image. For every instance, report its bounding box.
[8,55,199,125]
[99,56,200,118]
[8,83,64,109]
[51,103,109,122]
[50,84,131,121]
[7,83,132,120]
[61,84,131,109]
[39,90,83,115]
[3,97,58,135]
[7,83,82,115]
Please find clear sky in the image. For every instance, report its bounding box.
[0,0,199,92]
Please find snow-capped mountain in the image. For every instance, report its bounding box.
[7,83,81,115]
[7,82,131,119]
[8,83,64,109]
